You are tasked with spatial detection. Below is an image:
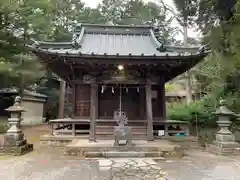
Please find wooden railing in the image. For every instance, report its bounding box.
[153,120,190,136]
[49,118,90,136]
[48,118,190,137]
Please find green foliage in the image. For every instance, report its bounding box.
[173,0,198,23]
[0,124,7,134]
[167,101,202,122]
[4,0,239,122]
[167,99,217,127]
[0,118,8,134]
[36,72,60,120]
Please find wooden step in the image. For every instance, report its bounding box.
[95,131,147,135]
[95,126,147,132]
[96,130,147,134]
[96,125,147,129]
[96,135,147,140]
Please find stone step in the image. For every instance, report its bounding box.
[84,151,164,158]
[65,149,182,158]
[64,139,183,158]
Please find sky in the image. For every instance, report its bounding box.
[81,0,200,41]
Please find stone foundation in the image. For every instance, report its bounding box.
[40,140,71,147]
[160,136,200,149]
[207,142,240,156]
[40,134,88,147]
[64,139,183,158]
[0,143,33,156]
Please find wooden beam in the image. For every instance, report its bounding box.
[67,57,195,65]
[146,77,154,141]
[89,80,98,141]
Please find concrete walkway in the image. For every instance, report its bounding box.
[157,150,240,180]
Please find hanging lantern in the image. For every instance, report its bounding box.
[126,88,128,93]
[137,87,140,93]
[112,86,114,93]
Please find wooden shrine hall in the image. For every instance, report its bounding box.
[30,23,208,141]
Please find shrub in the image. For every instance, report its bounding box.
[167,101,201,122]
[0,123,8,134]
[167,99,217,127]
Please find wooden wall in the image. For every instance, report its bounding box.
[152,84,166,120]
[98,85,143,119]
[74,84,166,120]
[75,84,90,118]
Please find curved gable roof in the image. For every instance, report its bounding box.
[30,23,206,58]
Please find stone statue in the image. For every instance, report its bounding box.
[14,96,22,106]
[114,111,132,147]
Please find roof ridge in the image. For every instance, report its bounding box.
[75,23,152,30]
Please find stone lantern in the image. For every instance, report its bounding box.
[0,96,33,156]
[207,99,240,155]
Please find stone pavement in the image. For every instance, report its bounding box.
[157,150,240,180]
[0,148,240,180]
[97,158,167,179]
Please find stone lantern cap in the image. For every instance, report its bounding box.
[214,99,236,116]
[5,96,25,112]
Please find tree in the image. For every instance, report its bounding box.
[99,0,127,24]
[161,0,198,104]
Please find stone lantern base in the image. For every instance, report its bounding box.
[0,134,33,156]
[207,141,240,156]
[0,96,33,156]
[206,99,240,156]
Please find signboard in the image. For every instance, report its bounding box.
[158,130,165,136]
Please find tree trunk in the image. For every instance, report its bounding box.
[19,57,24,97]
[183,23,192,104]
[185,72,192,104]
[19,73,24,97]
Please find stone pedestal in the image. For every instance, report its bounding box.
[207,99,240,155]
[0,96,33,156]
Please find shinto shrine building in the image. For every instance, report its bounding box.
[30,23,208,141]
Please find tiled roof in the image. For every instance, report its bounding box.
[31,23,206,57]
[77,34,164,56]
[0,88,47,98]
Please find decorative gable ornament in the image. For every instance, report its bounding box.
[83,74,95,84]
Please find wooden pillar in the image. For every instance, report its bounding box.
[159,78,166,119]
[139,88,145,119]
[146,78,154,141]
[58,79,66,119]
[89,81,98,141]
[71,83,76,118]
[71,71,76,118]
[162,83,166,119]
[72,123,76,136]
